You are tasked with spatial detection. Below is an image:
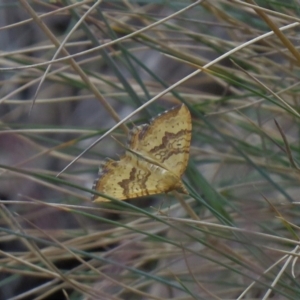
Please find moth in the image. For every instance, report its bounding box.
[92,104,192,202]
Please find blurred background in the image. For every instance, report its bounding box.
[1,1,300,299]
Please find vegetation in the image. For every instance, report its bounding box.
[1,1,300,299]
